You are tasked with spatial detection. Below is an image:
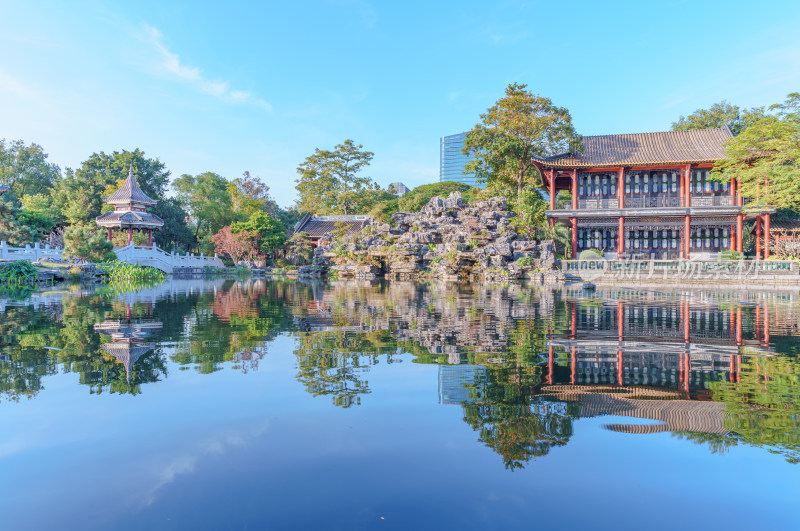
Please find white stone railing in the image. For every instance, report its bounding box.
[0,241,64,261]
[563,258,800,281]
[115,243,224,273]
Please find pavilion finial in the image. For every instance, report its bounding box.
[128,164,134,179]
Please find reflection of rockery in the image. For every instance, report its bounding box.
[94,319,162,381]
[297,282,557,363]
[547,298,776,397]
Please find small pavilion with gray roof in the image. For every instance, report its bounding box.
[95,166,164,246]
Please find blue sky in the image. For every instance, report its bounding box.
[1,0,799,207]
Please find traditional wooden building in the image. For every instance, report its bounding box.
[537,127,774,259]
[293,214,371,248]
[95,166,164,246]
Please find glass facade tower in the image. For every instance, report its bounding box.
[439,132,481,187]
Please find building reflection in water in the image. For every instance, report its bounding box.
[94,301,162,383]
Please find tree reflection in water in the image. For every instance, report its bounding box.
[1,279,800,466]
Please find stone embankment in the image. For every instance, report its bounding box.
[300,192,563,282]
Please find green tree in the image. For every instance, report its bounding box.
[285,231,314,265]
[52,149,170,224]
[63,223,116,262]
[711,93,800,210]
[0,139,60,199]
[0,197,35,245]
[15,210,55,241]
[671,100,767,136]
[228,171,276,217]
[231,211,287,255]
[151,198,195,252]
[295,139,378,215]
[464,83,580,200]
[173,172,237,251]
[397,181,477,212]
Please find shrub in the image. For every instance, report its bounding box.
[578,249,604,261]
[718,249,743,260]
[516,256,535,267]
[103,262,165,282]
[0,261,39,283]
[64,223,116,263]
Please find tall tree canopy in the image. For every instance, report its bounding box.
[464,83,580,198]
[231,211,287,255]
[671,100,766,136]
[295,139,381,215]
[173,172,237,251]
[0,139,61,200]
[711,93,800,210]
[52,149,170,224]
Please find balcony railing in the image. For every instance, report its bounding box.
[554,198,619,210]
[624,195,681,208]
[553,194,738,210]
[690,194,734,207]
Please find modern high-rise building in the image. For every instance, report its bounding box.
[439,131,481,187]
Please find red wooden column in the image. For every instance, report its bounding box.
[764,213,771,258]
[127,226,133,244]
[106,227,112,241]
[548,170,556,210]
[736,307,743,347]
[679,169,685,206]
[618,216,624,257]
[737,177,743,206]
[684,215,691,259]
[685,164,692,207]
[730,177,736,202]
[571,301,577,339]
[570,346,577,385]
[683,301,691,344]
[730,223,736,250]
[617,301,624,342]
[547,345,554,385]
[572,169,578,210]
[736,214,744,253]
[756,215,762,258]
[148,229,153,247]
[571,217,577,258]
[617,168,625,208]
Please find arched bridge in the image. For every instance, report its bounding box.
[114,244,224,273]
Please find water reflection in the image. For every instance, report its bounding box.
[1,279,799,467]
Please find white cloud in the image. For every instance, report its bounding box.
[140,24,272,112]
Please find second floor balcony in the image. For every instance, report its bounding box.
[554,192,735,211]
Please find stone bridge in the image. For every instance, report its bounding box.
[0,241,224,274]
[113,244,224,273]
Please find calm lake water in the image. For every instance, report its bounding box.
[1,279,798,530]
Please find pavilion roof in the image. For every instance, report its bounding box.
[294,214,370,238]
[95,210,164,228]
[100,341,154,381]
[534,126,733,169]
[104,166,158,205]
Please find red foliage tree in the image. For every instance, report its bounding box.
[210,226,260,263]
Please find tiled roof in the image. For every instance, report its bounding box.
[294,215,370,238]
[95,210,165,227]
[534,127,733,169]
[0,186,9,194]
[104,166,158,205]
[751,218,800,233]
